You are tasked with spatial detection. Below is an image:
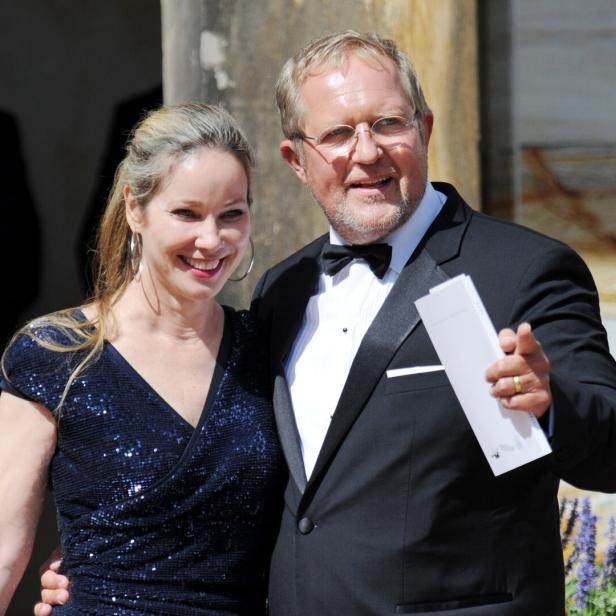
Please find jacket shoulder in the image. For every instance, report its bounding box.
[253,234,326,300]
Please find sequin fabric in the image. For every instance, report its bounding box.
[1,308,285,615]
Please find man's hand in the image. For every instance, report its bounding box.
[485,322,551,417]
[33,557,69,616]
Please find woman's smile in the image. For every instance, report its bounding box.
[178,255,225,277]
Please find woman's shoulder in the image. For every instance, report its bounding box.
[6,321,72,358]
[223,306,268,355]
[223,306,258,336]
[7,310,91,353]
[1,310,92,406]
[221,307,271,393]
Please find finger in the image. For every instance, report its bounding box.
[485,354,529,383]
[33,603,52,616]
[41,569,69,590]
[41,588,69,605]
[38,553,62,578]
[497,328,517,354]
[500,389,551,417]
[490,374,528,398]
[515,322,541,356]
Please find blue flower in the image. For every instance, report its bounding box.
[574,498,599,609]
[602,515,616,589]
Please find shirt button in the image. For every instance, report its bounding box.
[298,517,315,534]
[342,327,348,333]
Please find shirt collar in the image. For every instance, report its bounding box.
[328,181,447,274]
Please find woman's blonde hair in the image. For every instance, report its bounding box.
[2,103,254,411]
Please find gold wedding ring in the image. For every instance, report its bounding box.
[513,375,522,394]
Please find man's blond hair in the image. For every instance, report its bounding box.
[275,30,431,141]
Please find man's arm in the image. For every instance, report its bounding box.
[0,392,56,614]
[34,557,68,616]
[485,243,616,490]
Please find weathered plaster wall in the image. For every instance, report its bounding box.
[511,0,616,321]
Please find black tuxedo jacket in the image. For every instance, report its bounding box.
[251,183,616,616]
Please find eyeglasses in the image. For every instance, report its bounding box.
[300,114,417,158]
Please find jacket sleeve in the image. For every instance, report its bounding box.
[507,242,616,491]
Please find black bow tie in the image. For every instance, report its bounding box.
[320,242,392,279]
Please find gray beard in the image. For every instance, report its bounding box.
[320,194,417,243]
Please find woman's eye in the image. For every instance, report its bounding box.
[173,209,198,219]
[221,209,245,221]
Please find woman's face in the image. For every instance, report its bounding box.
[126,146,251,307]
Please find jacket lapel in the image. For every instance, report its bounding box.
[270,238,325,369]
[273,375,308,493]
[268,236,326,495]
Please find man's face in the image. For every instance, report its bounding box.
[280,54,433,245]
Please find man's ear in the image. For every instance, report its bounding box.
[123,185,143,233]
[280,139,308,185]
[420,111,435,147]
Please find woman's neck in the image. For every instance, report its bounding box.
[87,280,224,346]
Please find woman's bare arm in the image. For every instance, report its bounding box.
[0,391,56,614]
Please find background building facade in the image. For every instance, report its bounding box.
[3,1,615,612]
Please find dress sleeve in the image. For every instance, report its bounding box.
[1,330,73,413]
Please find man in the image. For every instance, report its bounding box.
[37,31,616,616]
[251,31,616,615]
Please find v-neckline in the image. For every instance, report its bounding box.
[98,308,233,433]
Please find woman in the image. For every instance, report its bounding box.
[0,103,285,615]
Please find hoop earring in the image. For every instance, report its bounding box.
[229,237,255,282]
[129,232,143,279]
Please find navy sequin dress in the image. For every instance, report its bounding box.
[1,308,285,615]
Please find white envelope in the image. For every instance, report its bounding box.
[414,274,551,476]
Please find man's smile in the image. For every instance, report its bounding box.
[348,176,393,189]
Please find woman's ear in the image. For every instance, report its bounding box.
[123,185,143,233]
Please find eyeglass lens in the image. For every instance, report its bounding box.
[316,116,414,154]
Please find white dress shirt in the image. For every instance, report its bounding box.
[285,182,447,478]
